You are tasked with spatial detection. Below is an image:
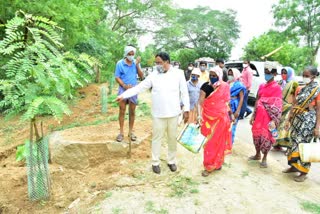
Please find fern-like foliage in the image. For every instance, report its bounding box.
[0,10,95,121]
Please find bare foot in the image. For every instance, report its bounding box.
[248,155,261,161]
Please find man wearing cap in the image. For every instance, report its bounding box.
[114,45,144,142]
[116,52,190,174]
[187,68,203,123]
[239,59,253,119]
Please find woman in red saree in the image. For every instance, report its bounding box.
[199,66,232,177]
[249,64,282,168]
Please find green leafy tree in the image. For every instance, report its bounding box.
[242,30,310,73]
[174,49,200,70]
[154,7,240,59]
[140,45,157,67]
[0,11,94,136]
[0,0,176,85]
[272,0,320,64]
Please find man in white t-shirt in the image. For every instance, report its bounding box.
[116,52,190,174]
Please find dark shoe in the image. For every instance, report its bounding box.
[202,170,210,177]
[294,174,307,182]
[282,167,298,173]
[245,111,252,118]
[167,164,177,172]
[152,165,161,174]
[238,116,244,120]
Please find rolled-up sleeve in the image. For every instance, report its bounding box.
[179,72,190,111]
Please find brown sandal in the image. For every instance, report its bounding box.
[260,162,268,168]
[116,133,124,142]
[128,133,137,141]
[282,167,298,173]
[248,155,261,161]
[201,170,211,177]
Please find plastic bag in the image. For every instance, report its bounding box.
[299,138,320,162]
[176,123,206,153]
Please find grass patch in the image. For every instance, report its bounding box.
[53,118,110,131]
[112,207,123,214]
[194,199,201,206]
[136,102,151,117]
[132,172,146,180]
[145,201,168,214]
[168,176,199,197]
[241,170,249,178]
[106,115,118,122]
[223,163,232,168]
[301,201,320,214]
[190,188,199,194]
[108,94,119,107]
[104,192,112,198]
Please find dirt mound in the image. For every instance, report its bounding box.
[0,83,153,213]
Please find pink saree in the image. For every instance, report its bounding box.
[201,81,232,171]
[252,81,282,154]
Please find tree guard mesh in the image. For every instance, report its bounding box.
[26,136,50,201]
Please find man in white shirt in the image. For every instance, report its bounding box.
[116,52,190,174]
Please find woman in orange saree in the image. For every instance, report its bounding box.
[199,66,232,177]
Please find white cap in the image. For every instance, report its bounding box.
[264,61,277,70]
[191,68,201,76]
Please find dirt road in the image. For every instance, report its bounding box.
[88,125,320,214]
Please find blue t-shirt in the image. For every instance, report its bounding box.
[114,59,138,86]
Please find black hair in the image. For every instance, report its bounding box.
[155,52,170,63]
[216,58,224,64]
[270,68,277,74]
[305,66,319,76]
[188,62,195,66]
[199,61,207,66]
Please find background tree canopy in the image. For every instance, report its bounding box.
[242,0,320,73]
[272,0,320,65]
[154,6,240,62]
[1,0,319,82]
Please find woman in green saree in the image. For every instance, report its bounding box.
[273,67,299,151]
[283,66,320,182]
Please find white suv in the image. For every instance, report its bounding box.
[225,60,282,102]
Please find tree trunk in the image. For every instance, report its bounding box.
[94,64,100,83]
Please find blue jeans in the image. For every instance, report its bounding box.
[239,90,252,118]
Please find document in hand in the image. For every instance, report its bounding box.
[177,123,207,153]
